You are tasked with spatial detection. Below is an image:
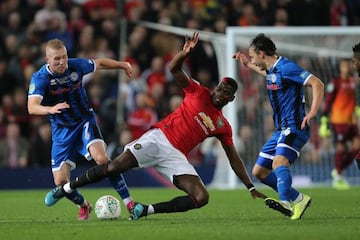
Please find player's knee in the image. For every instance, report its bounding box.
[194,189,209,207]
[252,168,263,180]
[54,178,68,186]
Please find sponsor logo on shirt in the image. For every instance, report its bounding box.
[194,112,218,135]
[199,112,215,131]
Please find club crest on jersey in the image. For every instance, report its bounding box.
[216,117,224,128]
[70,72,79,81]
[133,143,142,150]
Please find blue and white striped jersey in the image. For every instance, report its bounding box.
[265,56,312,130]
[28,58,96,127]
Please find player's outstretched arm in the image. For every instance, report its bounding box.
[232,52,266,76]
[223,144,267,199]
[168,32,199,89]
[94,59,133,78]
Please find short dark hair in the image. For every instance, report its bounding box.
[250,33,277,56]
[221,77,238,93]
[353,42,360,59]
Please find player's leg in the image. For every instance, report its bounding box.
[129,175,208,220]
[45,129,90,218]
[89,141,135,211]
[331,124,351,189]
[49,150,137,197]
[45,163,92,220]
[252,164,300,202]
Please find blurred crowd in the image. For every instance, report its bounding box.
[0,0,360,169]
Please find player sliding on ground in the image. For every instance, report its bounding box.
[44,32,267,220]
[233,33,324,220]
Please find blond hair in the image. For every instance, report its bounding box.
[46,39,65,50]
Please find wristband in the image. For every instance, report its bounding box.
[246,184,255,191]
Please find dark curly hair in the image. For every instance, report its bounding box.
[221,77,238,94]
[250,33,277,56]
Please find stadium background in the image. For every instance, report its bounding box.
[1,0,360,189]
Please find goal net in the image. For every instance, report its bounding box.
[139,22,360,189]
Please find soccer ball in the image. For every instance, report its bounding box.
[94,195,121,220]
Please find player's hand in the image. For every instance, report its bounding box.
[318,115,331,138]
[301,111,317,129]
[49,102,70,114]
[232,52,249,67]
[123,62,133,78]
[183,32,199,53]
[250,189,267,199]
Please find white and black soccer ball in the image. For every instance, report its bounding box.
[94,195,121,220]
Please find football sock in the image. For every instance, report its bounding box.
[70,163,108,189]
[343,150,358,169]
[108,173,131,200]
[262,171,299,202]
[274,166,292,202]
[152,195,198,213]
[292,192,303,204]
[334,150,345,174]
[147,205,155,215]
[65,189,85,205]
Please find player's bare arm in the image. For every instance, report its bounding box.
[223,144,267,199]
[94,59,133,78]
[169,32,199,89]
[28,96,69,115]
[301,75,324,129]
[233,52,266,76]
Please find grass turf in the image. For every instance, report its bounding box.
[1,187,360,240]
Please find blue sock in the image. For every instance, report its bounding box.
[261,172,278,191]
[262,171,299,201]
[274,166,292,202]
[108,173,130,200]
[65,189,85,205]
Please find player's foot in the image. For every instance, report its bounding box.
[78,201,92,220]
[331,169,350,190]
[44,186,66,206]
[290,194,311,220]
[265,197,293,217]
[128,202,148,220]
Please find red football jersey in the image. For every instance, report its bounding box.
[153,79,233,155]
[323,76,356,124]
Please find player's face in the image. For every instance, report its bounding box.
[46,46,68,74]
[211,82,235,108]
[249,46,266,71]
[352,56,360,76]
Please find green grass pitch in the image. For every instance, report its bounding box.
[1,187,360,240]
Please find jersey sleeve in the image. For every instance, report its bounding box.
[282,62,312,85]
[70,58,96,75]
[28,71,47,98]
[217,122,234,146]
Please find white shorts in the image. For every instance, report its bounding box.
[124,128,199,183]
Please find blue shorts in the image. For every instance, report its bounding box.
[256,127,309,170]
[51,117,104,171]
